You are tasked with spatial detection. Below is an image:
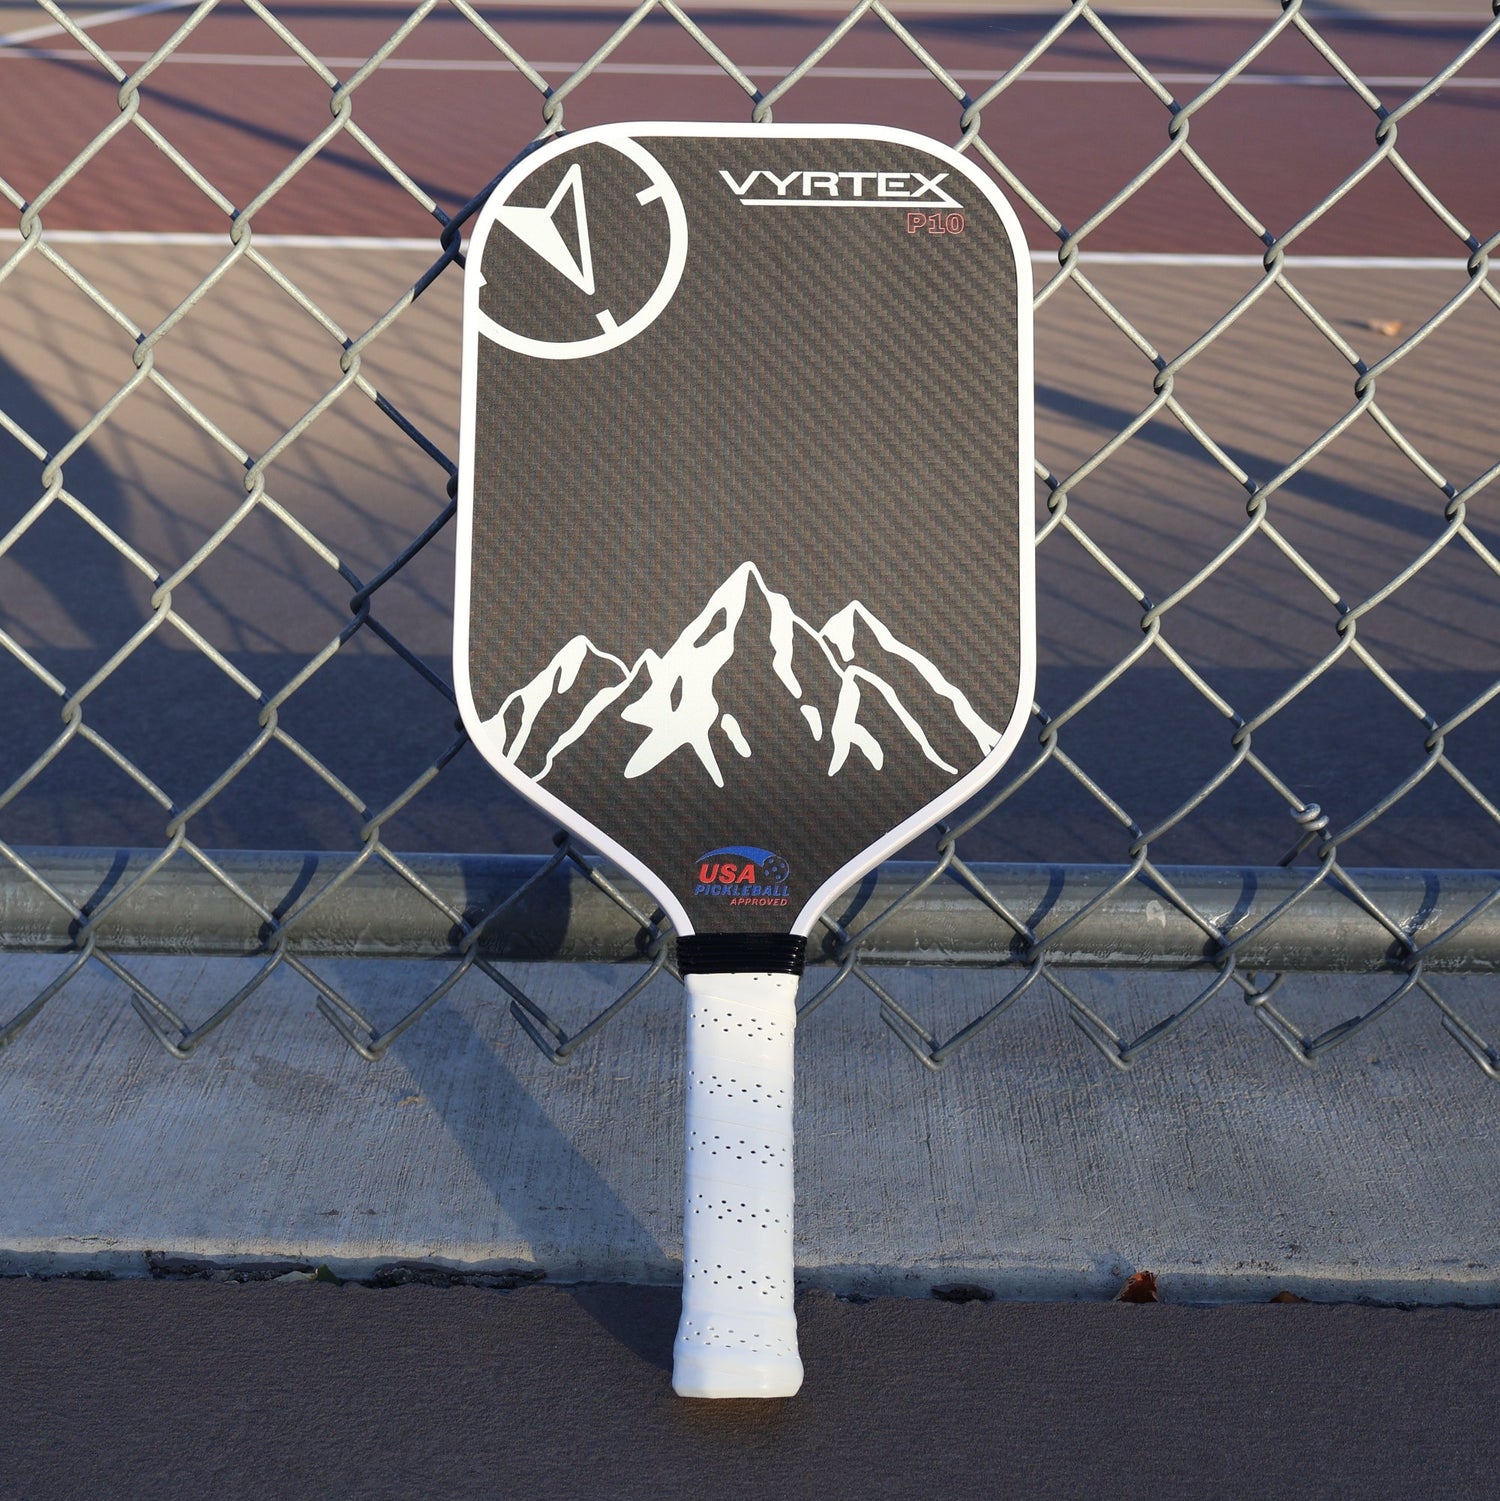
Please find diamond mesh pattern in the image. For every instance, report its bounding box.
[1,0,1497,1078]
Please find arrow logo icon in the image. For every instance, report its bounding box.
[494,163,594,295]
[473,136,686,359]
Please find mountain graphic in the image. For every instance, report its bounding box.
[484,562,999,788]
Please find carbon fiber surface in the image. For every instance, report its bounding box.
[461,127,1029,933]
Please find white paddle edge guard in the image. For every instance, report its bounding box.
[672,969,803,1399]
[452,120,1037,943]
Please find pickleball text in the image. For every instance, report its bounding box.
[694,848,792,905]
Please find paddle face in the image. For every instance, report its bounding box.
[455,123,1033,937]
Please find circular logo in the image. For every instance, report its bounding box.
[472,137,687,361]
[759,854,791,885]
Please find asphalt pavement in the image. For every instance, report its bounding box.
[5,1278,1499,1501]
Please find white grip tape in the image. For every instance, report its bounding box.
[671,969,803,1399]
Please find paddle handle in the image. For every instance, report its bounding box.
[671,969,803,1399]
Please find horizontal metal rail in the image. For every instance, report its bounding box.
[3,847,1497,972]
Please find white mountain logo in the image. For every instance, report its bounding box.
[484,562,999,788]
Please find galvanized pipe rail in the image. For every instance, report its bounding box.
[3,847,1497,972]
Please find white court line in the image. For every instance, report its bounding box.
[0,231,1476,270]
[0,230,440,247]
[1055,252,1475,268]
[2,48,1498,89]
[0,0,1479,22]
[20,0,1475,13]
[0,0,196,48]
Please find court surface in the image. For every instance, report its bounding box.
[5,5,1497,877]
[5,1277,1499,1500]
[4,6,1497,873]
[2,1,1496,252]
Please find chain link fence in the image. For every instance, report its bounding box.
[1,0,1497,1076]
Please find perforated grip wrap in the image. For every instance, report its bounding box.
[671,970,803,1399]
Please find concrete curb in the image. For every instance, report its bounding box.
[1,955,1495,1303]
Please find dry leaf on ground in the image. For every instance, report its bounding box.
[1115,1271,1159,1303]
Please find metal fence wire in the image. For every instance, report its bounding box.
[1,0,1498,1076]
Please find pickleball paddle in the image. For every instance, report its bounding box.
[455,122,1033,1398]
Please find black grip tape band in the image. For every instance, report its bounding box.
[677,932,807,977]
